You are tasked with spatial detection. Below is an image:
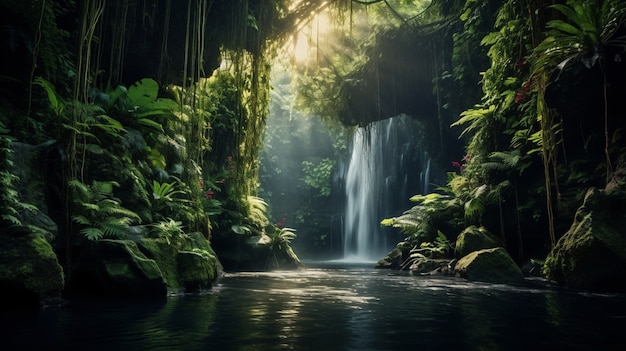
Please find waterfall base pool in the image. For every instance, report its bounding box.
[2,264,625,350]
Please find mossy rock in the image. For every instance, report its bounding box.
[410,258,453,275]
[375,243,407,269]
[138,232,222,292]
[543,188,626,292]
[68,239,166,298]
[137,237,180,289]
[0,226,64,309]
[455,247,524,283]
[177,250,217,291]
[454,225,501,258]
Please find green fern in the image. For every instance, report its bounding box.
[70,179,141,241]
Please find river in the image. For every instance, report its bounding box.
[2,262,624,350]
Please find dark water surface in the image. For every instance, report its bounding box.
[2,263,625,350]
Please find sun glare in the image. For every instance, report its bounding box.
[290,10,333,64]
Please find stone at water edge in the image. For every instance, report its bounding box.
[543,187,626,293]
[455,247,524,283]
[0,226,65,309]
[68,239,167,298]
[454,225,501,258]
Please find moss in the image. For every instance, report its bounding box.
[137,233,222,292]
[543,188,626,292]
[454,225,501,258]
[0,228,64,304]
[137,237,180,289]
[455,247,523,283]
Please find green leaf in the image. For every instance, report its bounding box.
[231,224,251,235]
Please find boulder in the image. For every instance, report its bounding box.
[137,232,222,292]
[0,226,64,309]
[68,239,167,298]
[410,258,453,275]
[375,242,410,269]
[177,250,217,291]
[454,225,501,258]
[455,247,524,283]
[543,187,626,292]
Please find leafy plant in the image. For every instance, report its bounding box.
[70,179,141,241]
[531,0,626,184]
[149,218,187,246]
[0,122,38,226]
[381,191,462,244]
[151,179,186,213]
[262,226,298,270]
[301,158,334,197]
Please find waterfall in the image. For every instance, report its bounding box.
[343,114,431,262]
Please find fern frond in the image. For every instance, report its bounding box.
[81,227,104,241]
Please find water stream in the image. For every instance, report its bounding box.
[343,115,431,261]
[3,265,624,350]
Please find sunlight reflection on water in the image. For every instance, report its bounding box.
[2,264,625,351]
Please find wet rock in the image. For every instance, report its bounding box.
[454,225,501,258]
[375,243,408,269]
[455,247,524,283]
[410,258,453,275]
[68,239,166,298]
[0,225,64,309]
[543,187,626,292]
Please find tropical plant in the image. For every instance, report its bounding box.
[0,122,38,226]
[302,158,334,197]
[149,218,187,246]
[262,226,298,269]
[399,230,453,271]
[151,179,186,213]
[381,192,463,245]
[532,0,626,177]
[69,179,141,241]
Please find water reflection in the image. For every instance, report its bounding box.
[2,265,625,350]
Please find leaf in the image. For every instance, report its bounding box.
[231,224,251,235]
[81,227,104,241]
[128,78,159,106]
[547,19,582,36]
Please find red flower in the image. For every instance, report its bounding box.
[199,179,204,186]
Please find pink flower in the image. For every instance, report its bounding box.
[199,179,204,186]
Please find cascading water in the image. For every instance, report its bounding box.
[343,114,432,262]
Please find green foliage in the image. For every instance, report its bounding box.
[301,158,334,197]
[69,179,141,241]
[246,195,270,230]
[381,191,462,244]
[149,218,187,246]
[151,179,186,213]
[0,122,38,226]
[265,227,297,251]
[532,0,626,76]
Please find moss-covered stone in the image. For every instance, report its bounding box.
[177,250,216,291]
[454,225,501,258]
[68,239,166,298]
[543,187,626,292]
[137,232,222,292]
[0,226,64,308]
[137,237,180,289]
[455,247,524,283]
[376,243,407,269]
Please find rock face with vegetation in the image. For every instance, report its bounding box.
[68,239,167,298]
[543,186,626,292]
[455,247,524,283]
[0,226,64,309]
